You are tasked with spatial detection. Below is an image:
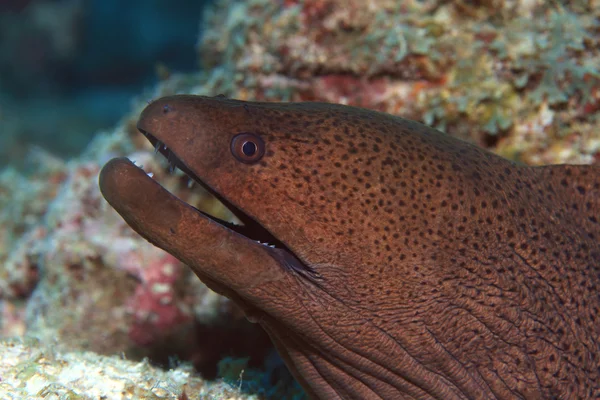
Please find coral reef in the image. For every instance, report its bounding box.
[2,144,235,358]
[197,0,600,164]
[0,150,67,338]
[0,337,256,399]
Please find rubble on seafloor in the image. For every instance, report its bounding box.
[0,337,256,399]
[0,0,599,398]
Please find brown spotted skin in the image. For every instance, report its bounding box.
[100,95,600,399]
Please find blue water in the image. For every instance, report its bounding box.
[0,0,210,168]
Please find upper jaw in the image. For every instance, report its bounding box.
[136,126,320,281]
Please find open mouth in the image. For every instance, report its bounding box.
[137,128,318,279]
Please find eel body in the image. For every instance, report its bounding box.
[99,95,600,399]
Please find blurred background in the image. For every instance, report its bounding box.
[0,0,209,169]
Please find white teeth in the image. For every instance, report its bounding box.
[187,179,194,188]
[153,141,169,154]
[147,172,154,178]
[255,240,276,248]
[131,160,144,169]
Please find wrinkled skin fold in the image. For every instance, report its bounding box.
[100,95,600,399]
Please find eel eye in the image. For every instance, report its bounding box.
[231,133,265,164]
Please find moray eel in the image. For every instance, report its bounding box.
[99,95,600,399]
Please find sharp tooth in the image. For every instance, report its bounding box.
[256,241,276,249]
[167,151,177,173]
[154,141,162,154]
[187,179,194,188]
[147,172,154,178]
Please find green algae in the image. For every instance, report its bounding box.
[492,8,600,106]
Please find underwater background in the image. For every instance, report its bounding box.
[0,0,207,170]
[0,0,598,398]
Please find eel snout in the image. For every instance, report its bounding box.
[99,156,292,295]
[99,157,188,243]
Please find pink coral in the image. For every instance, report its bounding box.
[125,253,191,346]
[299,74,389,109]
